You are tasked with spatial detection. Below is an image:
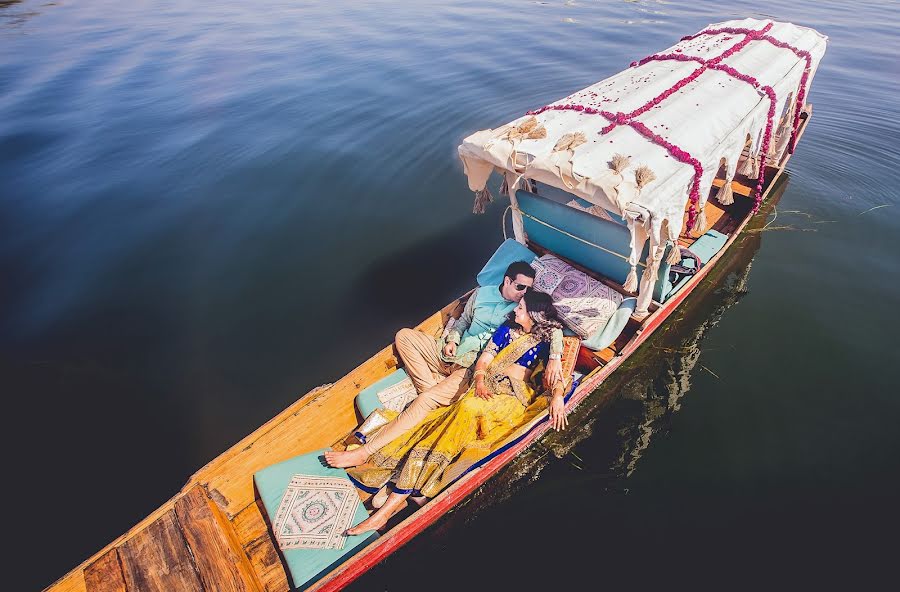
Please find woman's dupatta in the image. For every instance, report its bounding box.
[348,332,549,498]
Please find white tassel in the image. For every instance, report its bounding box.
[691,208,707,234]
[667,244,682,265]
[499,175,510,197]
[623,266,638,292]
[738,153,756,177]
[716,181,734,206]
[472,187,493,214]
[750,154,760,180]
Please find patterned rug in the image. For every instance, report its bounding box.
[377,376,418,412]
[272,475,361,551]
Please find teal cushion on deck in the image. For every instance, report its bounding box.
[582,298,637,351]
[476,238,538,287]
[254,449,378,590]
[666,229,729,297]
[354,368,410,418]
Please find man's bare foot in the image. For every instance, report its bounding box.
[323,447,369,469]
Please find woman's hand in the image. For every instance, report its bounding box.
[549,393,567,431]
[475,376,493,400]
[545,357,563,388]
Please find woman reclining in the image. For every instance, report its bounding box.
[327,289,569,535]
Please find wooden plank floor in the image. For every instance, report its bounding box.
[118,511,205,592]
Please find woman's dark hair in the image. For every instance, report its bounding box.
[522,289,559,320]
[506,289,562,342]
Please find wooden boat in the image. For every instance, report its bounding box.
[46,18,826,592]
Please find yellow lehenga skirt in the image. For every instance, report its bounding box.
[348,334,551,498]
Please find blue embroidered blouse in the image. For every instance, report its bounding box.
[486,323,549,369]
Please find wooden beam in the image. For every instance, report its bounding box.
[232,501,290,592]
[711,177,753,197]
[175,486,263,592]
[47,572,86,592]
[83,549,126,592]
[119,511,203,592]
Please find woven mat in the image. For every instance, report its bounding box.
[272,474,361,551]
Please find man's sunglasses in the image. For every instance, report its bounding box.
[514,283,531,291]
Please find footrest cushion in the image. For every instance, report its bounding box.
[254,449,378,590]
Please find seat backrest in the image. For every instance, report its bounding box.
[516,190,674,300]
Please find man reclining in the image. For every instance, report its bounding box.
[325,261,563,468]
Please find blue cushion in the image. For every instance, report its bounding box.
[582,298,637,351]
[516,191,672,297]
[666,229,729,297]
[254,450,378,590]
[475,238,538,287]
[354,368,410,418]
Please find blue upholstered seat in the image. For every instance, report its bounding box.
[515,190,678,301]
[515,190,730,303]
[253,450,379,590]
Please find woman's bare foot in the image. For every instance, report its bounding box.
[346,492,408,536]
[372,486,389,509]
[323,447,369,468]
[345,512,391,536]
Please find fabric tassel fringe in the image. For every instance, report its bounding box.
[472,187,493,214]
[499,176,510,197]
[738,153,757,178]
[666,244,682,265]
[634,164,656,189]
[609,153,631,175]
[623,266,638,293]
[716,181,734,206]
[750,154,761,180]
[691,207,707,234]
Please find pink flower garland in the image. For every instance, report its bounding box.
[635,55,779,211]
[686,23,813,154]
[523,22,805,227]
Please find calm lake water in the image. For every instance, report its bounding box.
[2,0,898,589]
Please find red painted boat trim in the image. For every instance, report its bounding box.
[306,107,812,592]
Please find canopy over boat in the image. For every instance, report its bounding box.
[458,18,826,314]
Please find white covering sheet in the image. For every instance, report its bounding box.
[458,19,826,315]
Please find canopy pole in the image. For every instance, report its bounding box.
[505,172,527,244]
[634,230,665,319]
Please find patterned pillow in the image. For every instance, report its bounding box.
[532,255,623,339]
[530,257,565,294]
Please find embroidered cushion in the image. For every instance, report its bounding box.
[254,449,378,589]
[532,254,623,339]
[354,368,410,418]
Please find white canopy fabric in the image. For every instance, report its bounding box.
[458,19,826,316]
